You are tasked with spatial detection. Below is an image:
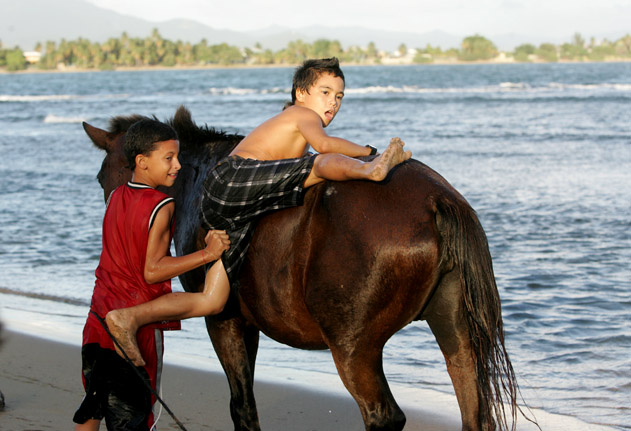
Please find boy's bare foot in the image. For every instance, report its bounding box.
[367,137,412,181]
[105,310,146,367]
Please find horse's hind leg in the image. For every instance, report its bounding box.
[205,315,261,431]
[329,343,406,431]
[423,269,486,431]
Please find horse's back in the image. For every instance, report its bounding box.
[238,160,458,348]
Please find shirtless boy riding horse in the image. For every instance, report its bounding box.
[106,57,412,366]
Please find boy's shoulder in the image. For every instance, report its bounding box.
[284,105,315,116]
[106,184,174,232]
[110,183,172,207]
[280,105,321,124]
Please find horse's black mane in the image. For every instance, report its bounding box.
[107,106,243,154]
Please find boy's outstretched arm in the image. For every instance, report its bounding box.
[297,109,373,157]
[143,202,230,284]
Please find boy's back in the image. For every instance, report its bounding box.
[231,106,316,160]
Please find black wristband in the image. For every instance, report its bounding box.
[366,145,378,155]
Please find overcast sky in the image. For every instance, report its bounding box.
[87,0,629,39]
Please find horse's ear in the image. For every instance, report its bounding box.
[174,105,193,125]
[83,122,110,151]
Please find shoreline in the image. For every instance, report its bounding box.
[2,58,630,75]
[0,328,460,431]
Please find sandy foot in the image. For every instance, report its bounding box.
[105,309,146,367]
[367,137,412,181]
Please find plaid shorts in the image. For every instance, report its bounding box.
[200,154,316,286]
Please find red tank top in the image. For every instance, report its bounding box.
[84,182,180,349]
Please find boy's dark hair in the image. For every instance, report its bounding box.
[124,119,178,170]
[288,57,345,108]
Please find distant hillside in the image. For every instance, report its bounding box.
[0,0,467,51]
[2,0,623,52]
[257,26,465,52]
[1,0,146,49]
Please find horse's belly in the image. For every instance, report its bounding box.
[238,292,329,350]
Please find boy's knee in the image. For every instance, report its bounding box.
[199,286,229,315]
[208,290,229,315]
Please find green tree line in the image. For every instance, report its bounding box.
[414,33,631,63]
[0,46,27,71]
[1,29,630,72]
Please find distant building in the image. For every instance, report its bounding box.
[23,51,41,64]
[381,48,418,65]
[493,52,514,63]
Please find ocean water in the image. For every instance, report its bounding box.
[0,63,629,430]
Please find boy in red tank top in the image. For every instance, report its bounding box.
[73,119,230,431]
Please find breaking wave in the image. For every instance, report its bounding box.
[44,114,87,124]
[0,94,78,102]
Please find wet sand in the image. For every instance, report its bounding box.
[0,329,459,430]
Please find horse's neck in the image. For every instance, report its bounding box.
[169,149,225,251]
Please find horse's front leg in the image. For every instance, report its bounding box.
[329,342,406,431]
[205,315,261,431]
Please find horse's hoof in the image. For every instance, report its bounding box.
[0,390,5,410]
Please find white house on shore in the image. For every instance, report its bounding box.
[381,48,419,65]
[23,51,41,64]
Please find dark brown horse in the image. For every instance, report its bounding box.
[84,106,522,431]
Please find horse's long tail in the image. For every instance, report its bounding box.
[434,195,519,431]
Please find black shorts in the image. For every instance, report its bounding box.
[200,154,316,286]
[73,344,152,431]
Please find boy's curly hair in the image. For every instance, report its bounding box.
[287,57,345,108]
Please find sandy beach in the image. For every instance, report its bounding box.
[0,310,618,431]
[0,329,461,431]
